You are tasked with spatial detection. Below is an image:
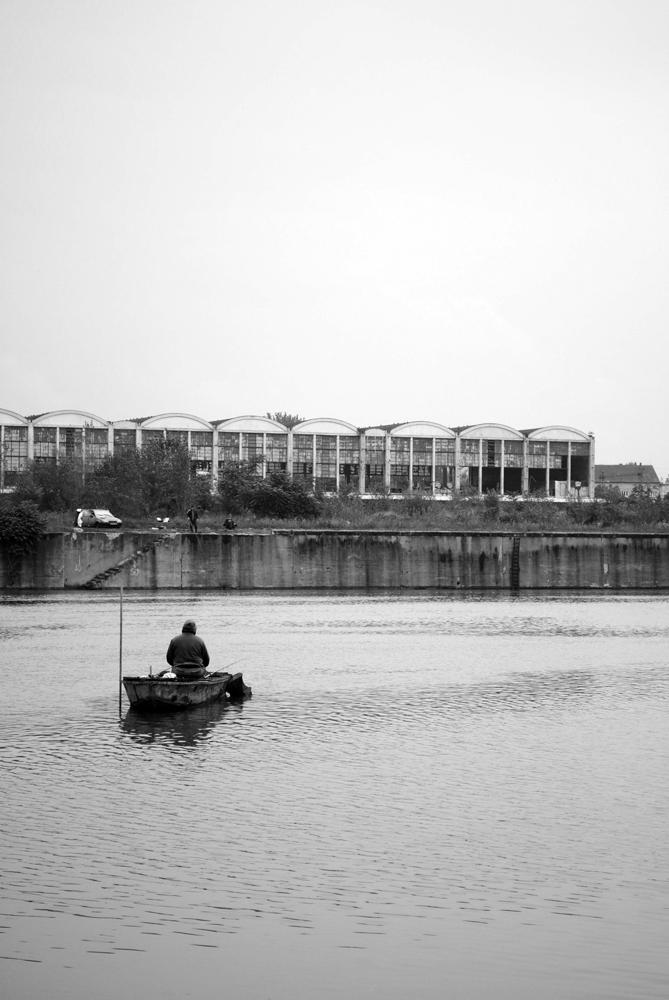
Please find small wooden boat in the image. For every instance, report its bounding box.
[122,670,251,711]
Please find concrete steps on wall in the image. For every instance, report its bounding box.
[82,535,169,589]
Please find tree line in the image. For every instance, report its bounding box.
[3,438,669,536]
[8,439,319,520]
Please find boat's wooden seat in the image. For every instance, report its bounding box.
[173,662,207,680]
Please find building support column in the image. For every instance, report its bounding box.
[545,442,551,497]
[312,434,317,492]
[383,435,391,494]
[454,436,461,495]
[212,430,219,491]
[335,436,340,494]
[522,438,529,495]
[359,433,366,494]
[287,431,294,480]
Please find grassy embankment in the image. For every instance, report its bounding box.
[45,492,669,535]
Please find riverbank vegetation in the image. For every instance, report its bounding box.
[9,449,669,533]
[233,489,669,533]
[0,498,47,581]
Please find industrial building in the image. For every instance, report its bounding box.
[0,409,595,498]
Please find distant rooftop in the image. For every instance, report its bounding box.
[595,463,660,485]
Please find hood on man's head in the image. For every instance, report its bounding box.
[182,620,197,634]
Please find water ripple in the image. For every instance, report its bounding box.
[1,593,669,1000]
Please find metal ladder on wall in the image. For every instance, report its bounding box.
[510,534,521,590]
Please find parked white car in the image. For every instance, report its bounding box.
[77,508,122,528]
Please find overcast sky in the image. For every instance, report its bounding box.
[2,1,668,473]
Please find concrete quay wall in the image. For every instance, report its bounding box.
[1,530,669,590]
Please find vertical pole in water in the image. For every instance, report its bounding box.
[118,585,124,714]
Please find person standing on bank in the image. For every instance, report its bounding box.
[186,506,198,533]
[166,620,210,679]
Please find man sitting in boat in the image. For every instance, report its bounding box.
[166,620,210,680]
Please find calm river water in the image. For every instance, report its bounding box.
[1,591,668,1000]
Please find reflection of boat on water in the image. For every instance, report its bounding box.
[122,670,252,711]
[121,697,240,746]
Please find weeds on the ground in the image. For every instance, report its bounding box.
[44,490,669,534]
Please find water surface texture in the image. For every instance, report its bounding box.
[1,592,668,999]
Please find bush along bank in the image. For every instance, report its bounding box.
[0,499,46,585]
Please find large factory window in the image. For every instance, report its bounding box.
[459,438,480,489]
[34,427,57,464]
[527,441,547,494]
[265,433,287,474]
[218,433,239,464]
[85,428,109,471]
[571,441,590,486]
[59,427,83,462]
[190,431,213,476]
[366,437,385,493]
[434,439,454,492]
[412,438,433,491]
[503,440,523,493]
[142,430,164,447]
[114,429,137,455]
[315,435,337,491]
[2,426,28,485]
[292,434,313,483]
[390,437,409,492]
[338,437,359,487]
[166,431,189,447]
[241,433,263,467]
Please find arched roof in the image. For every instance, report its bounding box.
[31,409,109,428]
[524,425,592,442]
[390,421,455,438]
[458,422,524,441]
[293,417,358,435]
[0,408,28,426]
[213,415,288,433]
[363,427,387,437]
[140,413,214,431]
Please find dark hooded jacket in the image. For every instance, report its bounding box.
[166,620,210,669]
